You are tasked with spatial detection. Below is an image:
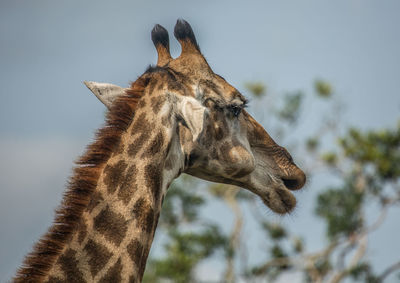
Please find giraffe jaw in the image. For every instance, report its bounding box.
[186,168,298,214]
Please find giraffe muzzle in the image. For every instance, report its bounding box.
[280,167,306,191]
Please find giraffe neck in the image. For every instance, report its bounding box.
[45,106,184,282]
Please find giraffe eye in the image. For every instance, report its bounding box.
[229,105,242,117]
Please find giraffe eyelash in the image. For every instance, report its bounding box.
[229,100,249,110]
[227,103,247,117]
[204,97,248,115]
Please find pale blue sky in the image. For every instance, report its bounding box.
[1,0,399,281]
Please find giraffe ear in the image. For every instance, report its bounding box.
[84,81,127,109]
[179,97,206,142]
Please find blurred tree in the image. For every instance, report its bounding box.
[314,79,333,98]
[143,177,228,283]
[245,81,400,283]
[143,79,400,283]
[244,82,267,98]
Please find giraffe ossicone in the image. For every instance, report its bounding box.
[15,19,306,283]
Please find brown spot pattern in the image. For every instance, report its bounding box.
[118,165,138,205]
[156,81,164,90]
[144,208,155,234]
[147,78,158,96]
[127,238,151,280]
[130,113,147,136]
[84,239,112,277]
[137,98,147,108]
[94,206,127,246]
[166,79,182,92]
[152,211,161,237]
[144,163,162,204]
[138,246,150,279]
[141,131,164,159]
[127,239,144,269]
[56,249,84,282]
[201,79,220,95]
[99,258,123,283]
[87,191,104,213]
[46,276,64,283]
[14,54,147,283]
[115,141,125,155]
[131,197,146,218]
[103,160,128,194]
[128,127,151,157]
[150,95,166,113]
[131,197,155,234]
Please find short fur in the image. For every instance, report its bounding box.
[14,76,149,283]
[14,19,306,282]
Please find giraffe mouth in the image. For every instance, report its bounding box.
[260,182,297,214]
[259,167,305,214]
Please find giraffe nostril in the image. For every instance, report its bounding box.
[282,178,300,190]
[281,169,306,191]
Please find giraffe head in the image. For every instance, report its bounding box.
[86,20,305,214]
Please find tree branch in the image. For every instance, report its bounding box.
[378,261,400,282]
[223,188,243,283]
[328,235,367,283]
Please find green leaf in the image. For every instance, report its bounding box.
[316,182,364,239]
[262,222,287,240]
[306,137,319,152]
[278,91,304,124]
[313,258,331,276]
[144,225,227,283]
[245,82,267,98]
[314,79,332,98]
[292,237,304,253]
[321,152,337,165]
[270,244,287,259]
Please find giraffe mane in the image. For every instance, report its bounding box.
[14,76,149,282]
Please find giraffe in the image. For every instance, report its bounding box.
[14,20,306,283]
